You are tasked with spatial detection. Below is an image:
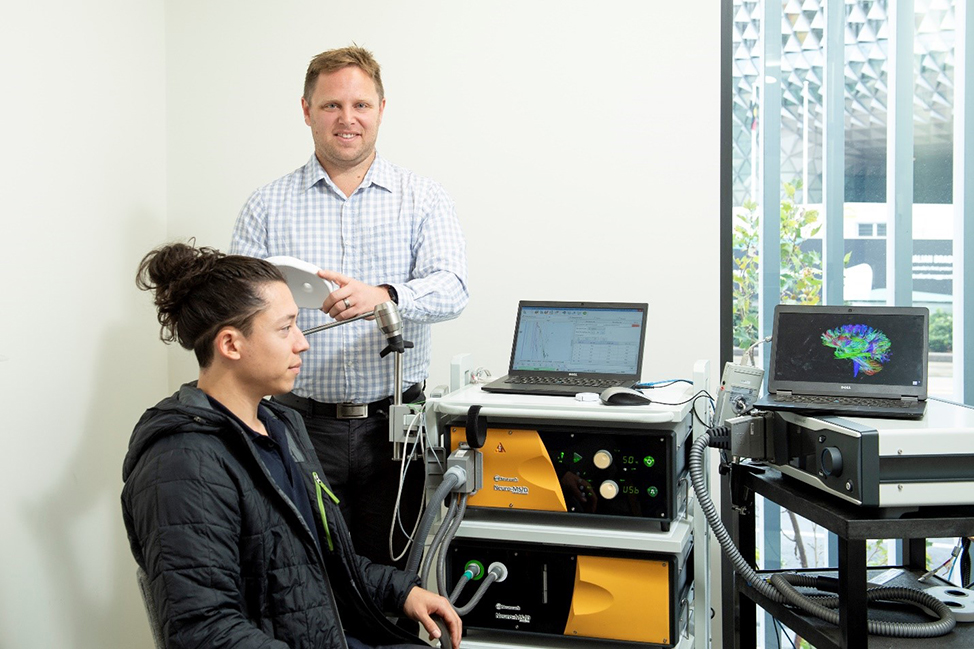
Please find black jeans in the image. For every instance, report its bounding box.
[301,412,425,569]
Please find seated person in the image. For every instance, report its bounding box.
[122,242,461,649]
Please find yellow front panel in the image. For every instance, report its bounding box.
[450,427,567,512]
[565,556,671,644]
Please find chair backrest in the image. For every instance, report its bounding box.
[136,566,166,649]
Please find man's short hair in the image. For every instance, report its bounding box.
[304,45,384,104]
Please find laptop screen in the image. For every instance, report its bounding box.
[510,302,647,376]
[769,305,929,398]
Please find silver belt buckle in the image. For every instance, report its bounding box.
[336,403,368,419]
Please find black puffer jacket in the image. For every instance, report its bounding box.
[121,383,423,649]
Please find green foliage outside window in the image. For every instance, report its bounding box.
[733,180,848,350]
[929,309,953,353]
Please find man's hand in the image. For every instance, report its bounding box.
[402,586,462,649]
[318,270,394,321]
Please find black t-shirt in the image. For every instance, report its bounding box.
[207,396,321,549]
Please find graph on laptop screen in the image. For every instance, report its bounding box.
[511,305,644,374]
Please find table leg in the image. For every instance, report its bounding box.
[906,537,927,572]
[738,495,757,648]
[838,537,868,648]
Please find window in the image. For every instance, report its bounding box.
[729,0,961,392]
[724,1,970,646]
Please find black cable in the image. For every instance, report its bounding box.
[652,389,713,408]
[772,617,798,649]
[961,537,971,588]
[690,391,715,428]
[634,387,714,427]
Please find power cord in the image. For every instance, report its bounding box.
[645,389,714,412]
[633,378,693,389]
[771,617,799,649]
[961,536,972,587]
[630,382,714,428]
[742,336,772,366]
[691,391,716,428]
[388,402,431,563]
[469,367,492,384]
[919,539,964,584]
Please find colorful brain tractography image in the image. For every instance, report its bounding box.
[821,324,892,378]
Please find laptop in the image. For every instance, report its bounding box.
[481,301,648,397]
[753,305,929,419]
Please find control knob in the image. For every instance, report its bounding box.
[599,480,620,500]
[593,450,613,470]
[821,447,844,477]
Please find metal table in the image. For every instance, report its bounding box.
[723,465,974,649]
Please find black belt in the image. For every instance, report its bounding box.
[274,383,424,420]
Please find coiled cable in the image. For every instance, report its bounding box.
[689,431,956,638]
[435,494,469,599]
[420,495,460,589]
[405,467,464,575]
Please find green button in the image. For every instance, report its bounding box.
[573,452,583,464]
[643,456,655,468]
[647,486,659,497]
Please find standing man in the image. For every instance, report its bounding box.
[231,45,469,568]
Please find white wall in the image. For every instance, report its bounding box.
[0,2,167,647]
[1,1,720,646]
[165,0,722,391]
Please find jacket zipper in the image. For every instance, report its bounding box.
[313,471,341,551]
[325,493,421,645]
[203,403,350,648]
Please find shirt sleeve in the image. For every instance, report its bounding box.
[230,191,270,259]
[396,183,469,323]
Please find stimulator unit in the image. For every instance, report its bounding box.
[448,417,691,528]
[448,536,692,647]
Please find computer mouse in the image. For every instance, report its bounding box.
[600,386,652,406]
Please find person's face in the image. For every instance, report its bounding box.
[237,282,309,397]
[302,66,386,175]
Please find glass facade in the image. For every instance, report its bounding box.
[724,2,969,646]
[730,0,958,396]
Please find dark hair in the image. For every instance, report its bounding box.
[136,242,285,367]
[304,45,384,104]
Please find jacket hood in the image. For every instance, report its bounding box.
[122,382,228,482]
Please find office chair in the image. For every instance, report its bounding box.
[136,566,166,649]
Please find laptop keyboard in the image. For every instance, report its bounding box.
[774,394,915,408]
[506,376,620,388]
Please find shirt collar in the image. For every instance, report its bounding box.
[205,395,283,445]
[303,155,329,191]
[303,152,394,195]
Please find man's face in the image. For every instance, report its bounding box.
[302,66,385,175]
[237,282,309,397]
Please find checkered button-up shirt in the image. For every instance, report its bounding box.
[230,153,469,403]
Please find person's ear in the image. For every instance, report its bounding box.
[213,326,244,361]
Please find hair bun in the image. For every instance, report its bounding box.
[136,241,285,366]
[136,242,226,345]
